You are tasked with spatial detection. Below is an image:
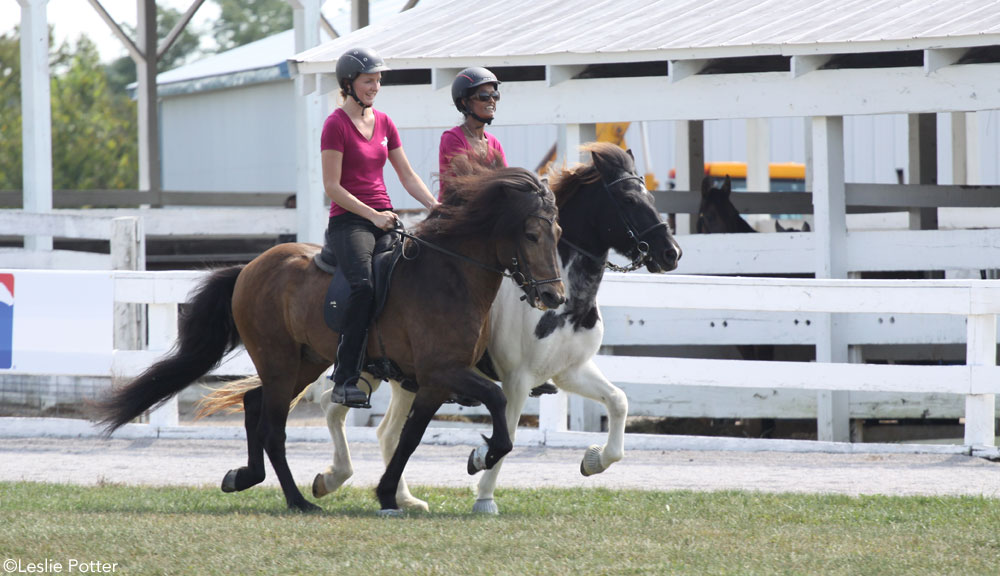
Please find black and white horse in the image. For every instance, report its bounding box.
[313,143,681,513]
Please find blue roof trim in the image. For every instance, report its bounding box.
[154,62,291,97]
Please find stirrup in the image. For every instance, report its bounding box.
[529,382,558,397]
[329,376,372,409]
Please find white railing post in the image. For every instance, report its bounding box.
[539,392,568,433]
[111,217,146,350]
[146,302,179,427]
[964,313,996,447]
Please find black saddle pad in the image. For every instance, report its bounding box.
[320,232,403,332]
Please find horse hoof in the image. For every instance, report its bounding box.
[398,496,430,512]
[580,445,605,477]
[467,445,489,475]
[376,508,405,518]
[472,498,499,515]
[312,474,328,498]
[293,500,322,514]
[221,469,239,493]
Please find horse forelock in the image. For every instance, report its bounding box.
[550,142,636,208]
[419,166,553,242]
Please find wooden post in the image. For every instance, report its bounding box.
[907,113,938,230]
[812,116,850,442]
[351,0,369,30]
[746,118,770,192]
[951,112,980,185]
[112,217,145,351]
[18,0,53,252]
[293,0,327,244]
[964,314,996,447]
[136,0,160,198]
[674,120,704,234]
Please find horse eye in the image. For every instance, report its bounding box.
[525,232,539,243]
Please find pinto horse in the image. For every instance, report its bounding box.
[314,142,682,514]
[96,165,565,514]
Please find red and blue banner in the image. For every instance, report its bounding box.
[0,273,12,369]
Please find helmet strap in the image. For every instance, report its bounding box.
[347,85,371,112]
[465,110,493,126]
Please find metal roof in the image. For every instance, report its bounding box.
[292,0,1000,71]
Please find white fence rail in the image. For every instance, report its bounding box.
[2,269,998,448]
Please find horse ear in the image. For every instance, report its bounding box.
[626,148,636,162]
[802,221,811,232]
[775,220,786,232]
[722,175,732,197]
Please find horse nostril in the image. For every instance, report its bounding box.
[542,291,566,309]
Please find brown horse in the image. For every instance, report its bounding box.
[96,165,565,513]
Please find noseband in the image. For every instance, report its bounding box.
[396,213,562,307]
[508,214,563,304]
[561,173,668,273]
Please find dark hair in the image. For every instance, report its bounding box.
[549,142,633,207]
[418,156,555,243]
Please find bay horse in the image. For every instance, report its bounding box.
[313,142,682,514]
[95,165,565,514]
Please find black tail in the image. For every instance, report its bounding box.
[96,266,245,434]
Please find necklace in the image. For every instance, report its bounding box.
[462,123,487,153]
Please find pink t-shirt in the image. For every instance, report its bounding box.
[321,108,401,217]
[438,126,507,199]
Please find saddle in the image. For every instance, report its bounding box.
[314,233,420,394]
[315,232,403,332]
[313,231,484,407]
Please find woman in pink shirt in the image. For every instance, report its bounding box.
[438,67,507,199]
[322,47,438,408]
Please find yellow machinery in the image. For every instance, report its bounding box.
[536,122,660,191]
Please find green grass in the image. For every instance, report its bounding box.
[1,482,999,575]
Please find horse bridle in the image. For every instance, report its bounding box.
[560,173,669,273]
[395,214,562,306]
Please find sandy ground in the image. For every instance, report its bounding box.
[2,436,1000,499]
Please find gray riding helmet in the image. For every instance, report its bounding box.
[451,66,500,115]
[336,47,391,107]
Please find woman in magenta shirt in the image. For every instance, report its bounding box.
[322,47,438,408]
[438,67,507,199]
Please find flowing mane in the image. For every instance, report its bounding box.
[549,142,633,208]
[418,154,555,243]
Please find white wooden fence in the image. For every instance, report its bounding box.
[4,269,997,449]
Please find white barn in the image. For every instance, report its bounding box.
[155,2,1000,208]
[283,0,1000,442]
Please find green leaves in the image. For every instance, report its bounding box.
[0,28,138,193]
[212,0,293,52]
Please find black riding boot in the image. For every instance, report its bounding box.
[330,329,371,409]
[329,291,374,409]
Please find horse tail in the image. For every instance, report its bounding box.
[196,375,315,419]
[195,376,261,418]
[96,265,245,434]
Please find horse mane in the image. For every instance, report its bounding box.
[418,152,555,242]
[549,142,633,208]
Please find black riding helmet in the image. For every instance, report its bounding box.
[451,66,500,125]
[336,47,391,110]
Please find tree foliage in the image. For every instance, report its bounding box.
[212,0,293,51]
[0,28,137,192]
[0,30,23,190]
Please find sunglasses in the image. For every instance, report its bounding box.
[470,90,501,103]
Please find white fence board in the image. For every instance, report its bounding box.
[5,270,1000,447]
[593,355,1000,395]
[0,249,110,269]
[676,229,1000,276]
